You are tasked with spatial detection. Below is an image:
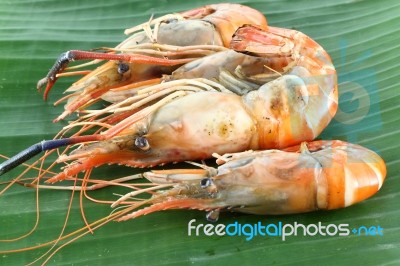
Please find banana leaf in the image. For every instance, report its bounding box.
[0,0,399,265]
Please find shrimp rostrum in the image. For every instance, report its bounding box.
[0,25,338,181]
[112,140,386,221]
[37,3,267,122]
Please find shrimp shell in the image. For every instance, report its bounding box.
[115,140,386,221]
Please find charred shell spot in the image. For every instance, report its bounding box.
[216,119,234,139]
[163,18,178,24]
[270,94,283,111]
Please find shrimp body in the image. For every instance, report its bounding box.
[38,4,267,121]
[166,25,338,148]
[51,92,256,181]
[233,25,338,147]
[114,140,386,221]
[47,25,337,182]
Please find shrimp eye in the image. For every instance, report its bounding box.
[201,178,218,194]
[135,136,150,151]
[201,178,212,188]
[118,62,130,74]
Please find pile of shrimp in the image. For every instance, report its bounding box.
[0,3,386,263]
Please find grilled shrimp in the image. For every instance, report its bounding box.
[37,3,267,121]
[0,25,337,181]
[112,140,386,221]
[0,140,386,263]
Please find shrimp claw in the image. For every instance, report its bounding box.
[37,51,75,99]
[0,135,103,176]
[37,50,193,100]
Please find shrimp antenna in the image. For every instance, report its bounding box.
[0,135,103,176]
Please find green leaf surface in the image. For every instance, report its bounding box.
[0,0,399,265]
